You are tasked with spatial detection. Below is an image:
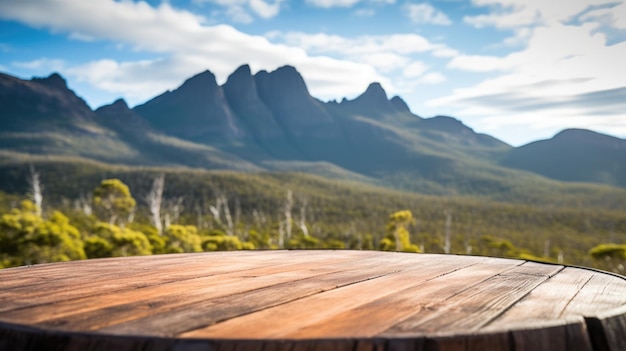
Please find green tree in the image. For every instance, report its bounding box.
[85,222,152,258]
[93,179,136,226]
[380,210,420,253]
[0,200,85,267]
[163,225,203,253]
[589,243,626,274]
[202,229,254,251]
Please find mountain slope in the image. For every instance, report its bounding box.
[0,72,260,171]
[501,129,626,187]
[2,66,625,201]
[0,72,139,161]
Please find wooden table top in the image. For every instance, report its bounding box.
[1,250,625,351]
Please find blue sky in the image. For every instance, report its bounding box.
[0,0,625,146]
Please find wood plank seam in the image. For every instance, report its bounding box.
[558,275,594,319]
[381,260,531,335]
[22,255,420,332]
[477,265,567,331]
[181,258,491,339]
[0,252,372,314]
[173,270,406,336]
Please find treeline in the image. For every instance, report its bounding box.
[0,162,625,273]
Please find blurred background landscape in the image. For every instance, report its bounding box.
[0,0,624,272]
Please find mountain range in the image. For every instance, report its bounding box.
[1,65,625,199]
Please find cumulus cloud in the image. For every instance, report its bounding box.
[267,31,454,94]
[447,54,514,72]
[306,0,362,8]
[418,72,446,84]
[432,0,626,144]
[13,58,66,71]
[405,3,452,25]
[0,0,388,105]
[305,0,395,8]
[269,32,454,59]
[194,0,285,22]
[579,2,626,29]
[463,0,608,28]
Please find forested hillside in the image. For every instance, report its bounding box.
[1,159,624,273]
[2,66,626,274]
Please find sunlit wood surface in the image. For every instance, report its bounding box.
[1,250,625,351]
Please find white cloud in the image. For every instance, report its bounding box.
[431,16,626,144]
[267,31,455,95]
[13,58,66,71]
[224,4,254,24]
[271,32,452,58]
[464,0,625,29]
[447,54,514,72]
[432,47,459,57]
[403,61,429,77]
[0,0,393,106]
[354,8,376,16]
[305,0,395,8]
[195,0,285,22]
[306,0,362,8]
[249,0,284,18]
[418,72,446,84]
[580,2,626,29]
[405,3,452,26]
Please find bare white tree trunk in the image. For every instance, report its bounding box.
[444,210,452,254]
[28,166,43,217]
[285,190,293,240]
[299,197,309,237]
[209,199,222,225]
[145,174,165,235]
[234,198,241,236]
[222,195,234,236]
[76,193,92,215]
[163,196,184,229]
[544,239,551,258]
[278,219,285,249]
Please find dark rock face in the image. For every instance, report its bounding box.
[223,64,283,139]
[95,99,150,130]
[31,73,68,91]
[134,70,242,140]
[0,73,96,132]
[254,66,338,139]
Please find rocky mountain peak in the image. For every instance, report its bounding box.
[224,64,255,99]
[390,96,411,113]
[361,82,388,102]
[178,70,218,93]
[255,65,310,98]
[32,73,68,90]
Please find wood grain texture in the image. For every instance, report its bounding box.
[0,250,625,351]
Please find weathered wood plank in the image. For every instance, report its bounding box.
[560,273,626,318]
[260,257,524,339]
[0,250,368,313]
[17,252,412,332]
[0,251,371,324]
[381,262,563,336]
[91,253,443,337]
[1,251,625,351]
[180,255,487,339]
[485,267,596,329]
